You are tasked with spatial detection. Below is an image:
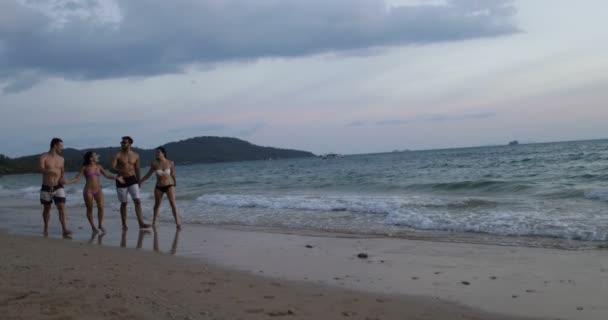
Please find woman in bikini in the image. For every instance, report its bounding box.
[68,151,123,233]
[141,147,181,229]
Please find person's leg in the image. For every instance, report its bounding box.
[83,191,97,233]
[152,188,163,226]
[55,202,72,237]
[117,187,128,230]
[41,203,51,235]
[94,191,105,233]
[40,187,52,234]
[129,184,150,228]
[166,187,181,230]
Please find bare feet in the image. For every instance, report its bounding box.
[139,223,151,229]
[99,226,106,234]
[62,229,73,238]
[91,227,99,234]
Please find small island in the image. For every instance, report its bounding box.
[508,140,519,146]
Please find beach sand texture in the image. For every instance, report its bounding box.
[0,230,553,320]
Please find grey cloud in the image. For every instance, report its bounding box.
[0,0,518,87]
[347,121,367,127]
[237,123,266,137]
[1,72,41,94]
[417,112,497,122]
[377,112,496,126]
[377,119,410,126]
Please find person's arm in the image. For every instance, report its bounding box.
[59,159,67,185]
[110,153,118,173]
[39,154,46,174]
[140,161,156,185]
[171,161,177,187]
[67,167,84,184]
[135,154,142,186]
[100,165,124,184]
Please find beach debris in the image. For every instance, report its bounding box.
[342,311,356,317]
[512,295,518,299]
[267,310,295,316]
[357,253,368,259]
[411,277,419,280]
[461,281,471,285]
[490,276,497,280]
[305,245,314,248]
[577,306,584,311]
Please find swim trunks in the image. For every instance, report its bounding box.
[116,175,140,203]
[40,184,66,205]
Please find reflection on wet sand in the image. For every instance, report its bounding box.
[117,227,180,254]
[88,231,105,245]
[137,230,151,249]
[153,227,180,255]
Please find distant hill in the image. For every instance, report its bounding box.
[0,136,315,174]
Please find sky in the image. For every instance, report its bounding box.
[1,0,607,157]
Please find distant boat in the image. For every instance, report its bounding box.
[508,140,519,145]
[320,153,341,159]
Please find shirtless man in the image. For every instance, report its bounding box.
[111,136,150,230]
[39,138,72,236]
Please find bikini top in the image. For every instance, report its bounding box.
[84,168,101,177]
[156,168,171,177]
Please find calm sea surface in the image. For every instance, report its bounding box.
[1,139,607,248]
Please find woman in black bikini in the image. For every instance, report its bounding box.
[141,147,181,229]
[68,151,123,233]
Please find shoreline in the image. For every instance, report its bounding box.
[0,231,542,320]
[1,218,607,319]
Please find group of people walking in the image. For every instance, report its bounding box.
[39,136,182,237]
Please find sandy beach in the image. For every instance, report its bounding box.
[0,229,552,320]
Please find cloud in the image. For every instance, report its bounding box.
[347,121,367,127]
[377,112,497,125]
[0,0,518,87]
[377,119,411,126]
[237,123,266,137]
[417,112,497,122]
[1,71,41,94]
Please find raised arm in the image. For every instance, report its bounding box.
[140,161,156,185]
[170,161,177,187]
[67,167,84,184]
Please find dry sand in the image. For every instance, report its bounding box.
[0,231,542,320]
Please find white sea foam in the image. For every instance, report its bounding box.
[584,189,608,202]
[193,193,608,241]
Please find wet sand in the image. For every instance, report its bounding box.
[0,231,544,320]
[1,208,607,320]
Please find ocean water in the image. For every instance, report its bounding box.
[1,139,608,248]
